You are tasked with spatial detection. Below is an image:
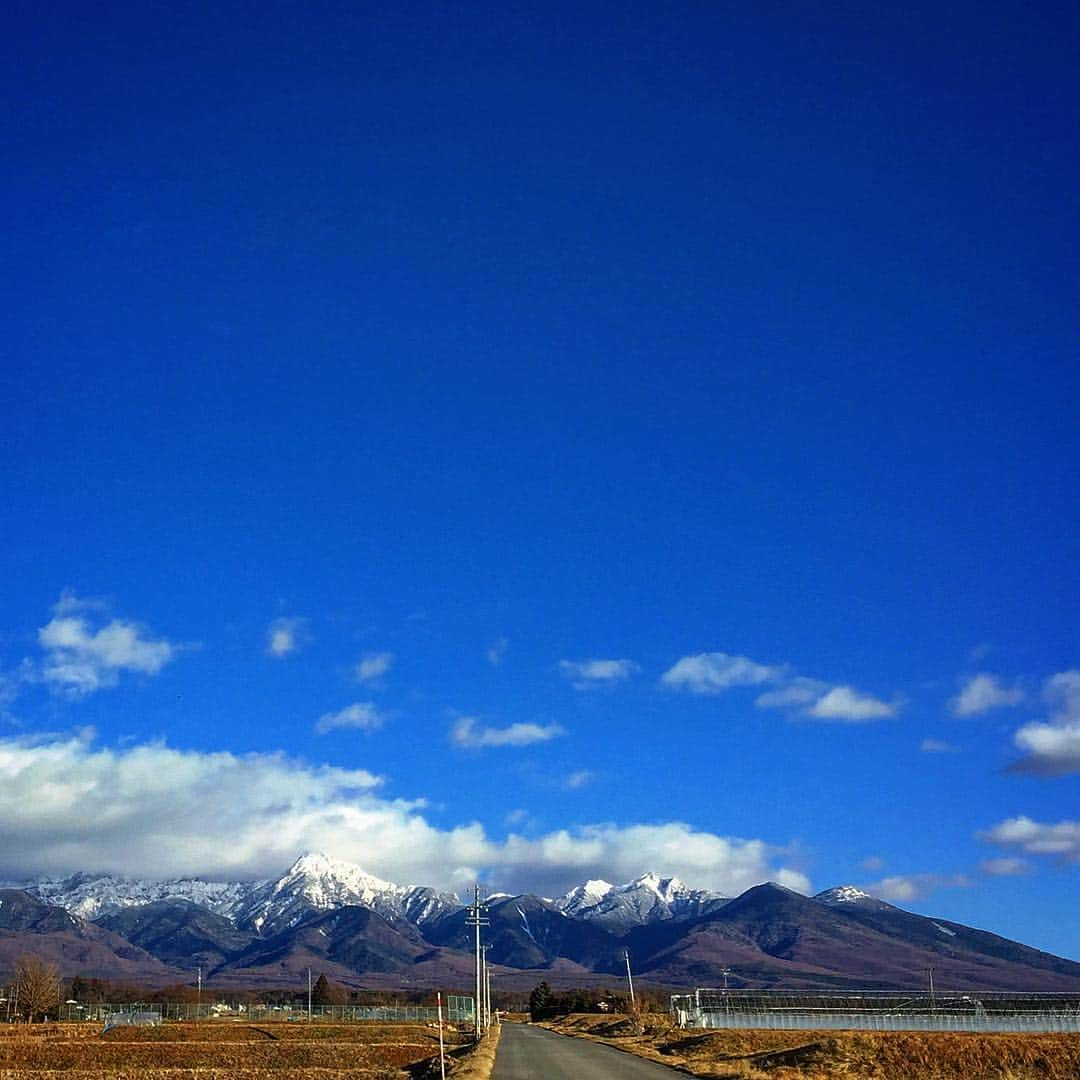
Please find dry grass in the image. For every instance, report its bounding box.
[544,1013,1080,1080]
[0,1020,468,1079]
[446,1023,500,1080]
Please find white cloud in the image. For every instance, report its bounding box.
[1045,670,1080,717]
[1010,670,1080,776]
[950,673,1024,717]
[356,652,393,682]
[266,617,307,658]
[486,638,508,666]
[920,738,958,753]
[979,857,1030,877]
[981,816,1080,863]
[0,733,808,895]
[661,652,784,694]
[667,650,896,723]
[451,716,565,749]
[755,678,828,709]
[558,658,636,689]
[0,733,381,880]
[808,686,897,722]
[36,597,177,698]
[1012,722,1080,775]
[860,855,885,872]
[491,822,811,898]
[564,769,593,790]
[315,703,385,735]
[864,872,970,903]
[51,589,109,616]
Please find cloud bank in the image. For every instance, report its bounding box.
[0,734,808,896]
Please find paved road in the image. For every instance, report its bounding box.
[491,1023,682,1080]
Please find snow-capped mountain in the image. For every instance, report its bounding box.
[555,871,729,933]
[25,871,253,921]
[814,885,893,910]
[20,853,461,933]
[234,853,460,934]
[9,859,1080,991]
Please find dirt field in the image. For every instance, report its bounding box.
[0,1020,468,1079]
[544,1013,1080,1080]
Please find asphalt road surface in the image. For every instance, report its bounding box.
[491,1023,683,1080]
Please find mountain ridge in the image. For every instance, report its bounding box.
[5,854,1079,991]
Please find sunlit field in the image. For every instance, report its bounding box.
[0,1021,462,1079]
[546,1013,1080,1079]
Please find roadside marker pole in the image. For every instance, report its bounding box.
[437,992,447,1080]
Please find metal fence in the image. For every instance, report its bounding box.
[670,990,1080,1034]
[61,996,475,1025]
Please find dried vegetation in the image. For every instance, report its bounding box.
[0,1020,478,1079]
[544,1012,1080,1080]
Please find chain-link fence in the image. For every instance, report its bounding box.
[670,990,1080,1034]
[61,995,475,1026]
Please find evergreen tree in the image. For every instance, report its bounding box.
[528,980,553,1021]
[312,973,332,1006]
[311,973,348,1006]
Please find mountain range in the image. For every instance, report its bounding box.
[2,853,1078,992]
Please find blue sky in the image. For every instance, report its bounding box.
[2,2,1078,960]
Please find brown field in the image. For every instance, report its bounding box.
[0,1020,471,1079]
[545,1013,1080,1080]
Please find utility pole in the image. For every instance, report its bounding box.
[928,967,935,1014]
[465,884,488,1040]
[483,944,492,1028]
[479,944,489,1030]
[308,967,313,1022]
[197,966,202,1018]
[624,949,636,1011]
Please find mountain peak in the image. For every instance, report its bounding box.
[815,884,875,905]
[626,872,689,900]
[282,852,392,891]
[554,871,728,932]
[236,853,461,935]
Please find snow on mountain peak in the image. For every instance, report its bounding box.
[580,879,614,900]
[816,885,875,905]
[554,870,727,931]
[279,852,395,899]
[238,852,461,934]
[626,872,689,901]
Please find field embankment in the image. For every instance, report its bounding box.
[543,1012,1080,1079]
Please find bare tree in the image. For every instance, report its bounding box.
[14,955,60,1022]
